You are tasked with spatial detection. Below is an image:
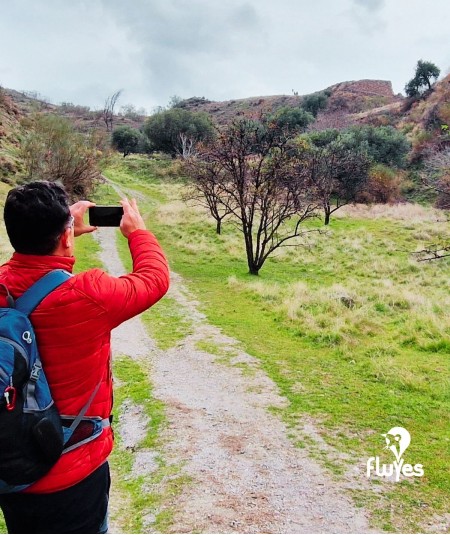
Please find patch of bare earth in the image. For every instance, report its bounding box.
[96,227,376,533]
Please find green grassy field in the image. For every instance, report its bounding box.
[102,156,450,533]
[0,156,448,533]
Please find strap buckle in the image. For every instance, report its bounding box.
[30,363,42,382]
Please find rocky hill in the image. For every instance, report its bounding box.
[176,79,403,128]
[175,76,450,158]
[310,79,403,130]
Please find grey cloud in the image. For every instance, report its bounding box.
[353,0,385,11]
[228,3,260,29]
[1,0,450,110]
[348,0,386,34]
[100,0,264,103]
[104,0,261,54]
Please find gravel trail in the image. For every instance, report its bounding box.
[96,226,375,534]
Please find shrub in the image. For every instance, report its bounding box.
[111,126,141,157]
[20,114,104,200]
[411,131,434,162]
[357,164,404,204]
[301,92,329,117]
[143,108,214,157]
[342,125,410,168]
[269,106,314,133]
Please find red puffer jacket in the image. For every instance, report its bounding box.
[0,229,169,493]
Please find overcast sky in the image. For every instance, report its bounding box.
[1,0,449,114]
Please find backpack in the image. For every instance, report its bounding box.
[0,270,106,493]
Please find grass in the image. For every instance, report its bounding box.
[110,355,188,533]
[102,156,450,533]
[115,230,194,350]
[87,168,189,531]
[141,295,193,350]
[72,232,103,272]
[195,339,239,358]
[0,157,445,532]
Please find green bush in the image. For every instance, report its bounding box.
[143,108,214,156]
[301,92,329,117]
[111,126,141,157]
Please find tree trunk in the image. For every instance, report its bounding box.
[245,239,258,275]
[324,209,331,225]
[216,219,222,235]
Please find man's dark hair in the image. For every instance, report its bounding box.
[4,181,71,255]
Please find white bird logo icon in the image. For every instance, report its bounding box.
[382,427,411,462]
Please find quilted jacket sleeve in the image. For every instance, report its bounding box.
[87,229,170,329]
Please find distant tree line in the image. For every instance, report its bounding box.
[111,105,214,158]
[110,89,332,159]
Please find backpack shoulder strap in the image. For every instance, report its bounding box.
[15,269,72,316]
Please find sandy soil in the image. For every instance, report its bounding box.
[96,227,376,534]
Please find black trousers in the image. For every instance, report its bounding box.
[0,462,110,534]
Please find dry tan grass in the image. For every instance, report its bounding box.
[220,233,244,260]
[156,199,206,227]
[228,263,450,351]
[203,191,450,354]
[336,202,446,223]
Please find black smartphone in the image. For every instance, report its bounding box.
[89,206,124,227]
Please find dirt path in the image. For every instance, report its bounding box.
[96,226,375,534]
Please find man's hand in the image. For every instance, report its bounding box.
[120,198,147,238]
[70,201,97,237]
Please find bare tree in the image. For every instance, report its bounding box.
[184,118,318,275]
[411,148,450,262]
[177,132,198,159]
[103,90,122,132]
[297,140,371,225]
[421,148,450,208]
[183,156,233,234]
[413,243,450,262]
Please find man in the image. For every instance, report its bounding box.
[0,181,170,533]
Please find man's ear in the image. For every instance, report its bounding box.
[60,227,72,250]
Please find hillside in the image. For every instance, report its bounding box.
[2,88,145,133]
[176,79,403,127]
[1,75,449,186]
[99,158,450,533]
[176,76,450,157]
[0,87,146,183]
[0,89,23,182]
